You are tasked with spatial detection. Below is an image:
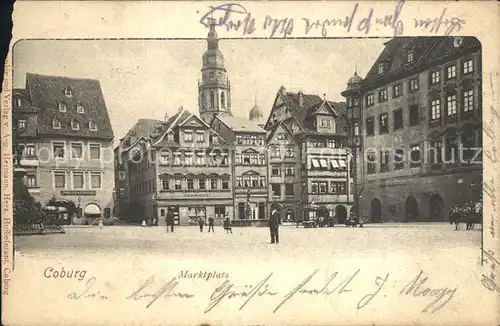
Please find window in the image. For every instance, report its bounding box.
[89,144,100,159]
[251,176,259,188]
[72,172,84,189]
[366,94,374,107]
[320,119,331,127]
[259,176,266,187]
[407,51,414,63]
[173,155,181,165]
[211,135,218,144]
[184,131,193,142]
[445,135,458,162]
[379,89,388,102]
[271,184,281,197]
[162,179,169,190]
[430,71,440,85]
[353,122,360,136]
[461,130,475,161]
[251,154,258,165]
[285,148,295,158]
[394,148,404,170]
[71,143,83,159]
[89,120,97,131]
[430,140,442,164]
[379,113,389,134]
[196,153,205,166]
[25,145,36,158]
[54,172,66,188]
[210,177,218,189]
[220,154,228,166]
[285,184,294,197]
[380,150,390,172]
[53,142,65,159]
[446,65,456,79]
[319,181,328,194]
[272,147,280,158]
[26,174,37,187]
[410,144,421,167]
[221,178,229,190]
[90,173,101,188]
[76,103,85,113]
[446,94,457,116]
[409,78,419,91]
[185,154,193,166]
[311,182,318,194]
[58,101,67,112]
[236,135,243,144]
[221,92,226,108]
[241,154,250,165]
[15,97,22,107]
[366,117,374,136]
[53,119,61,129]
[330,182,337,193]
[71,119,80,130]
[393,109,403,130]
[187,178,194,190]
[285,165,294,176]
[409,105,419,126]
[258,136,265,146]
[174,179,182,190]
[251,135,257,145]
[64,86,72,97]
[210,91,216,108]
[235,154,241,164]
[462,59,473,74]
[367,152,376,174]
[431,99,441,120]
[199,178,206,190]
[393,84,402,98]
[18,120,26,130]
[463,90,474,112]
[196,131,204,142]
[378,63,384,74]
[271,165,281,176]
[337,182,346,194]
[328,139,337,148]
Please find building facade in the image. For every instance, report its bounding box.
[263,87,353,223]
[13,73,115,218]
[342,37,482,222]
[211,115,268,221]
[118,108,233,225]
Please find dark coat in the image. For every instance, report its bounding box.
[198,218,205,226]
[166,212,174,225]
[269,210,280,227]
[208,217,214,226]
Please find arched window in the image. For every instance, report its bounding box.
[71,119,80,130]
[221,92,226,109]
[210,91,216,109]
[53,119,61,129]
[58,101,67,112]
[89,120,97,131]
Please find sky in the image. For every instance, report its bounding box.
[13,37,389,141]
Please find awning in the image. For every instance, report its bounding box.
[311,159,320,168]
[331,160,340,169]
[338,160,347,168]
[319,159,329,168]
[84,204,101,215]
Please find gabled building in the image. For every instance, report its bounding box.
[211,115,267,220]
[119,107,233,225]
[13,73,115,219]
[341,37,482,222]
[264,87,352,223]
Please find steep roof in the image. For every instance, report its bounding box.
[118,118,162,149]
[217,115,266,133]
[363,37,481,89]
[25,73,114,140]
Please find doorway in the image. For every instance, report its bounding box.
[370,198,382,223]
[405,196,419,222]
[335,205,347,224]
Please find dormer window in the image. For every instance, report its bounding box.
[71,119,80,130]
[76,102,85,113]
[15,97,22,107]
[407,51,414,63]
[89,120,97,131]
[53,119,61,129]
[64,86,73,97]
[212,135,218,144]
[18,120,26,131]
[378,63,384,75]
[167,132,174,141]
[58,101,67,112]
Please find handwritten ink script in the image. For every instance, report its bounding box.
[199,1,465,38]
[65,270,459,314]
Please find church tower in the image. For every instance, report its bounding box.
[198,20,232,124]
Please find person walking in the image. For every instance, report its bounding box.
[224,216,233,234]
[166,208,175,233]
[198,217,205,232]
[208,216,215,233]
[269,208,280,244]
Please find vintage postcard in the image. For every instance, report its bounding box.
[1,1,499,325]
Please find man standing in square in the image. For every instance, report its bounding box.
[269,208,280,244]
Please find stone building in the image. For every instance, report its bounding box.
[117,108,233,225]
[13,73,115,218]
[341,37,482,222]
[263,87,353,223]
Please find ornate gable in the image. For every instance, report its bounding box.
[241,148,259,154]
[264,92,289,130]
[179,114,207,129]
[242,170,260,176]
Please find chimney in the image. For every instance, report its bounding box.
[298,91,304,107]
